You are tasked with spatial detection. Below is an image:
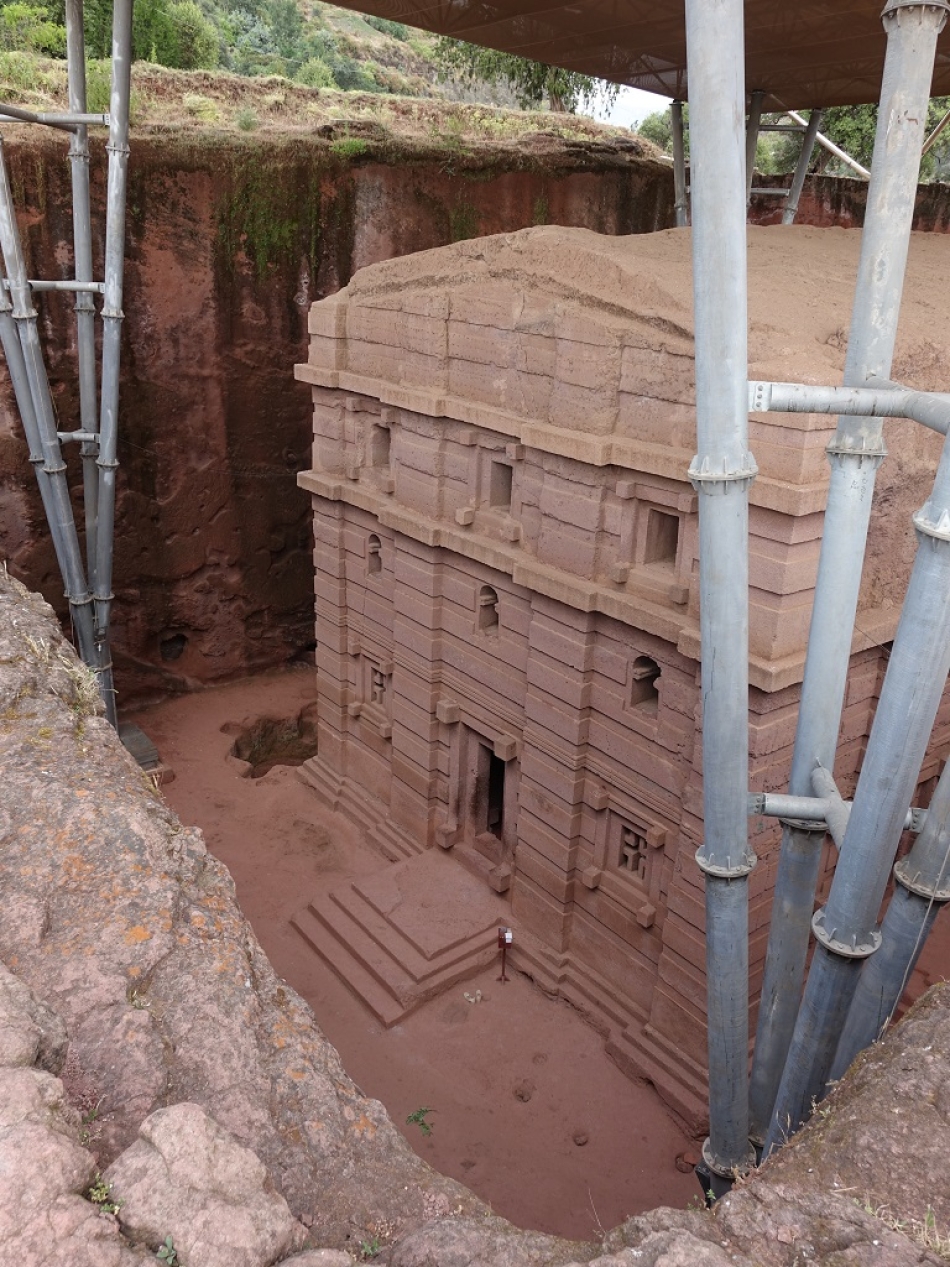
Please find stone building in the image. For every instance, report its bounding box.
[295,224,950,1127]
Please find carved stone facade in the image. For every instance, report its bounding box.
[296,225,950,1127]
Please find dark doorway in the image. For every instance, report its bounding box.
[487,752,506,837]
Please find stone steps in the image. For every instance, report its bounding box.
[297,758,418,862]
[290,849,509,1027]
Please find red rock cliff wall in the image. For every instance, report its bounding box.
[749,171,950,231]
[0,130,672,705]
[0,126,945,708]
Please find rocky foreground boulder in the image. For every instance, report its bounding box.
[0,568,948,1265]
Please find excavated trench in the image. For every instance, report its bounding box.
[4,126,950,1243]
[129,667,705,1239]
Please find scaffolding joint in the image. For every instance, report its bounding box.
[701,1137,755,1183]
[893,855,950,902]
[882,0,950,18]
[688,451,758,494]
[913,503,950,543]
[696,845,757,880]
[9,301,37,321]
[811,907,881,959]
[777,816,828,834]
[57,430,98,444]
[826,437,887,463]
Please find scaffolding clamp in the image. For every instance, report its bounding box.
[893,856,950,903]
[695,844,757,880]
[687,450,758,494]
[882,0,950,19]
[913,503,950,543]
[811,907,881,959]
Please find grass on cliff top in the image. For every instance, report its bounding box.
[0,54,661,162]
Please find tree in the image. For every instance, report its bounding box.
[434,36,616,113]
[637,99,950,183]
[165,0,218,68]
[638,105,689,159]
[0,1,66,54]
[266,0,300,61]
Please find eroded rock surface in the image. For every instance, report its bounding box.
[0,960,146,1265]
[1,568,950,1266]
[0,572,496,1251]
[105,1102,307,1267]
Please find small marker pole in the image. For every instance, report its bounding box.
[497,926,512,982]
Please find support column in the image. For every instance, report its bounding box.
[752,0,948,1148]
[781,109,822,226]
[0,140,97,672]
[767,428,950,1147]
[831,740,950,1079]
[64,0,99,585]
[745,89,765,201]
[684,0,757,1191]
[92,0,133,728]
[671,101,689,228]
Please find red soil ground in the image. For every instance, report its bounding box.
[129,665,703,1240]
[129,662,950,1238]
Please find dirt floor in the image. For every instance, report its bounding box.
[128,665,703,1240]
[127,662,950,1239]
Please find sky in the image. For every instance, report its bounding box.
[585,85,672,130]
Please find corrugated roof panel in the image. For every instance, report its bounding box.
[334,1,950,107]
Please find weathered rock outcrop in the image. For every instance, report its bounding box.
[0,571,503,1253]
[1,567,949,1265]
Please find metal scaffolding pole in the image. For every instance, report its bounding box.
[767,412,950,1149]
[0,136,98,669]
[670,100,689,227]
[830,754,950,1079]
[781,109,822,225]
[93,0,133,729]
[684,0,757,1194]
[65,0,100,590]
[745,89,765,201]
[783,108,871,179]
[751,0,948,1150]
[0,265,80,606]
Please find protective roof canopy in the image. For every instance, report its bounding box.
[337,1,950,108]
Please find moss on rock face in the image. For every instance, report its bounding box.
[214,142,329,278]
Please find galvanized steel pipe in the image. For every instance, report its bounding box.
[831,755,950,1078]
[751,0,948,1146]
[784,108,871,179]
[750,380,950,435]
[685,0,757,1191]
[782,109,822,225]
[745,89,765,201]
[92,0,133,729]
[767,418,950,1148]
[65,0,100,591]
[0,137,98,670]
[671,101,689,228]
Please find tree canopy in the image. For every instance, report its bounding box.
[434,37,617,113]
[636,99,950,183]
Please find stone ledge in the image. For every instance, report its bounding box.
[296,364,829,518]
